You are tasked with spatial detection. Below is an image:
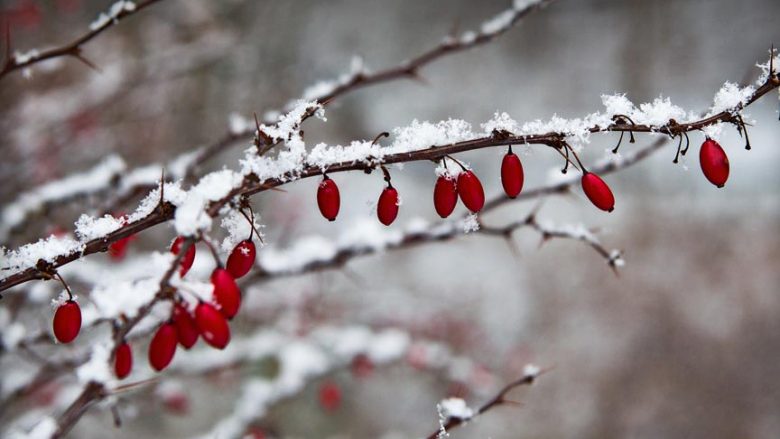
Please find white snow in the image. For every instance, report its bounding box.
[438,397,474,420]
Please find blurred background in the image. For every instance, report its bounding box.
[1,0,779,438]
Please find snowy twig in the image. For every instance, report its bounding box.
[425,364,547,439]
[0,0,165,81]
[1,71,777,294]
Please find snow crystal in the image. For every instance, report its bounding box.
[461,214,480,234]
[390,119,474,152]
[74,213,125,241]
[13,49,40,64]
[1,235,83,276]
[439,397,474,420]
[523,363,541,378]
[701,122,725,140]
[481,9,515,35]
[220,209,264,253]
[173,169,243,236]
[707,82,755,116]
[90,1,136,31]
[482,112,519,135]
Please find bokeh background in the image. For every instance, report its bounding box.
[1,0,779,438]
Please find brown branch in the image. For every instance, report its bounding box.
[425,366,549,439]
[0,0,165,81]
[1,75,777,294]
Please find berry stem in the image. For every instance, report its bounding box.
[54,272,73,301]
[201,236,222,268]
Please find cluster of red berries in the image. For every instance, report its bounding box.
[316,146,618,222]
[316,136,735,222]
[52,229,258,379]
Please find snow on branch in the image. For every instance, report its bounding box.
[427,363,547,439]
[0,0,552,237]
[0,0,166,80]
[1,60,778,295]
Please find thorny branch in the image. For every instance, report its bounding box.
[3,69,776,295]
[0,0,556,241]
[425,366,549,439]
[0,0,165,81]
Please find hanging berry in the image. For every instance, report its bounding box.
[172,303,199,349]
[317,175,340,221]
[501,146,524,198]
[377,186,400,226]
[226,240,256,279]
[581,172,615,212]
[211,268,241,319]
[318,380,342,412]
[699,138,730,188]
[194,302,231,349]
[149,322,178,371]
[53,300,81,343]
[457,170,485,213]
[114,341,133,379]
[170,236,196,277]
[433,175,458,218]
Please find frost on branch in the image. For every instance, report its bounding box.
[0,155,126,242]
[89,0,137,31]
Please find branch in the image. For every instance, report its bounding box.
[0,0,554,239]
[0,0,165,81]
[426,365,548,439]
[1,69,777,294]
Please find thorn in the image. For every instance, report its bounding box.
[71,49,102,73]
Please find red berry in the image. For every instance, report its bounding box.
[318,381,342,412]
[194,302,231,349]
[317,176,340,221]
[114,342,133,379]
[457,170,485,213]
[350,354,374,379]
[108,235,134,261]
[172,304,199,349]
[53,300,81,343]
[226,240,256,279]
[433,176,458,218]
[170,237,196,277]
[699,139,729,188]
[377,186,400,226]
[211,268,241,319]
[581,172,615,212]
[501,149,524,198]
[149,323,178,371]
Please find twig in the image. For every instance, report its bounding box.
[0,0,165,81]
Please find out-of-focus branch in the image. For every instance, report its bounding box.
[425,365,548,439]
[0,0,555,239]
[0,0,165,81]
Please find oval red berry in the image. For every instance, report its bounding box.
[149,322,178,371]
[699,139,729,188]
[317,177,340,221]
[377,187,400,226]
[226,240,256,279]
[433,176,458,218]
[115,341,133,379]
[172,303,199,349]
[53,300,81,344]
[170,237,196,277]
[211,268,241,319]
[194,302,231,349]
[318,381,342,412]
[501,151,524,198]
[581,173,615,212]
[457,170,485,213]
